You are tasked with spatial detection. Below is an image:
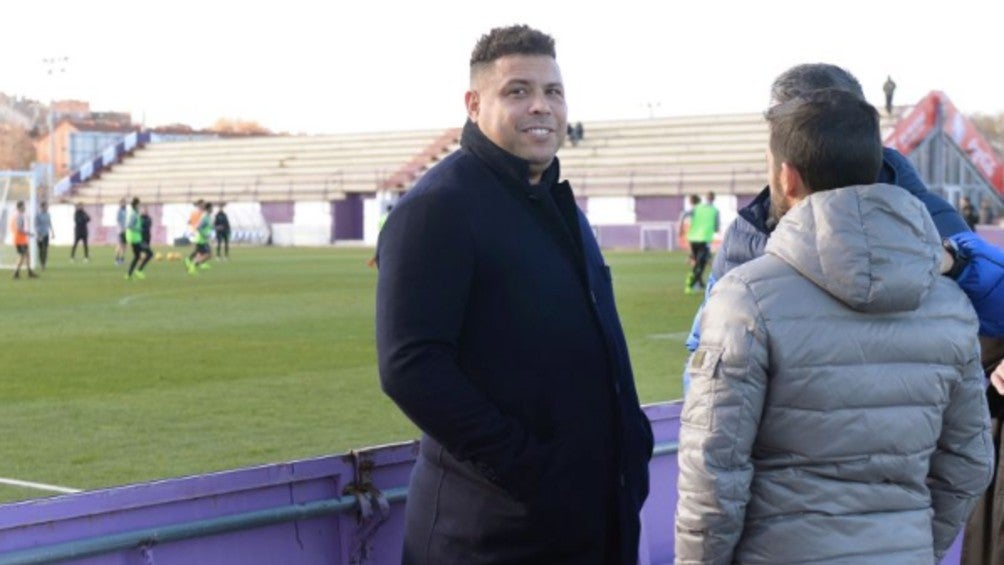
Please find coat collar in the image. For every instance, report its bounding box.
[459,120,560,195]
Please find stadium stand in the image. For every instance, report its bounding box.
[71,110,906,206]
[74,129,461,205]
[59,101,984,249]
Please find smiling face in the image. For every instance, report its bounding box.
[466,54,567,184]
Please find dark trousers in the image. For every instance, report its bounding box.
[129,243,153,275]
[689,241,711,288]
[37,236,49,268]
[962,415,1004,564]
[216,231,229,257]
[72,232,89,259]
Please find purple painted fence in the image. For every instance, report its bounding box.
[0,401,965,564]
[332,195,364,241]
[260,202,294,224]
[634,197,682,223]
[595,225,642,249]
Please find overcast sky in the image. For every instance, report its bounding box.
[4,0,1002,134]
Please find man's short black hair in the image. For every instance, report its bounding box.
[766,89,882,193]
[770,63,864,105]
[470,25,556,72]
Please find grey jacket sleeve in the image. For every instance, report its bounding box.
[675,274,768,564]
[928,350,994,560]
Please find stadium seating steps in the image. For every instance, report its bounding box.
[67,110,902,204]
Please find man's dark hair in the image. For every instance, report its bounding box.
[766,89,882,193]
[770,63,864,105]
[470,25,555,73]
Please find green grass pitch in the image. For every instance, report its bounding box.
[0,245,703,503]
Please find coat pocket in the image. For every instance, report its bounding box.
[681,346,723,430]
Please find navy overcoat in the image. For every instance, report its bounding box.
[377,121,653,564]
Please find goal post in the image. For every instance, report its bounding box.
[640,224,673,251]
[0,171,39,271]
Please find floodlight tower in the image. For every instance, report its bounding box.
[42,56,69,194]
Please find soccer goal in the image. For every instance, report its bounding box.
[0,171,39,271]
[640,224,673,251]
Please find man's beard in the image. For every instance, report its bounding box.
[768,193,786,227]
[767,173,788,229]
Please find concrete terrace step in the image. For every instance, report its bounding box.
[70,107,905,204]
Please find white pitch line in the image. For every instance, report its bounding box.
[647,332,690,340]
[0,477,81,494]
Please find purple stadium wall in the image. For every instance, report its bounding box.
[634,196,681,222]
[332,195,364,241]
[596,224,642,249]
[260,202,295,224]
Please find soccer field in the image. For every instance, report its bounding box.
[0,245,701,503]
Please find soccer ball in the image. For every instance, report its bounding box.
[155,252,165,261]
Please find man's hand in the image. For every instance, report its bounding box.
[947,232,1004,337]
[990,358,1004,396]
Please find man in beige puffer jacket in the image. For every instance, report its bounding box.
[675,89,994,564]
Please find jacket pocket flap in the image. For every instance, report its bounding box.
[682,347,724,430]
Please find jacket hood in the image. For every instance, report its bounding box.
[765,184,942,313]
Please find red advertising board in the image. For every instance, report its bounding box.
[884,91,1004,194]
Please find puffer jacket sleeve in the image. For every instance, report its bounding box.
[928,349,994,560]
[675,273,768,564]
[682,274,716,396]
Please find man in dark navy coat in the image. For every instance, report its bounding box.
[376,24,653,565]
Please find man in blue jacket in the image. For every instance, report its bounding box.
[683,63,1004,392]
[376,25,653,565]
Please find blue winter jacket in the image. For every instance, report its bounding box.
[683,148,971,390]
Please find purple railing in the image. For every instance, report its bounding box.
[54,131,152,198]
[0,400,965,564]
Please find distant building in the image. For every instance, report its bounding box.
[34,111,140,178]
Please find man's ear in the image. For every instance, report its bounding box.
[464,90,479,122]
[780,162,809,202]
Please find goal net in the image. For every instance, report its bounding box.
[640,224,672,251]
[0,172,38,271]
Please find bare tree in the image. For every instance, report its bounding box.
[970,113,1004,157]
[212,118,272,136]
[0,124,36,170]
